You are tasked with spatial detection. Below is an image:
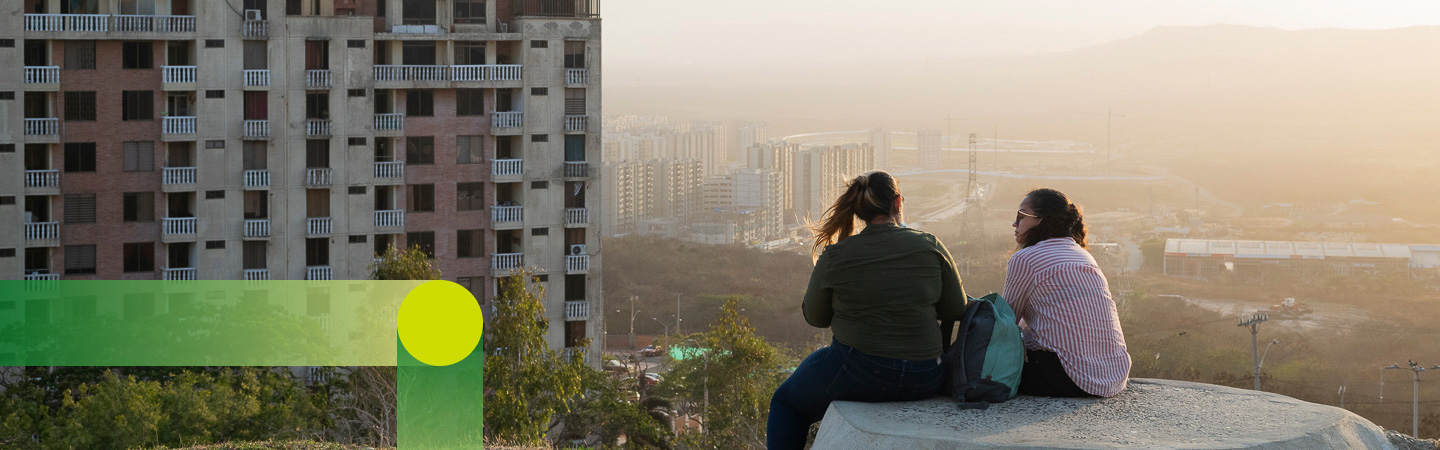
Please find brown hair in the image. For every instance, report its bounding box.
[1019,188,1087,249]
[810,171,901,258]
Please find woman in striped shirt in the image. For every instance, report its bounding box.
[1004,188,1131,397]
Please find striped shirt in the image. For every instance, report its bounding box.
[1003,237,1131,397]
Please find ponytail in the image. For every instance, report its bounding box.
[1019,188,1088,249]
[811,171,901,260]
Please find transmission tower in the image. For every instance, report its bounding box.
[961,133,986,252]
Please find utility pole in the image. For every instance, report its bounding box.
[675,293,681,336]
[1385,361,1439,437]
[1338,385,1346,409]
[1238,312,1268,390]
[628,296,639,349]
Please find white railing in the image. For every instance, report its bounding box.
[567,254,590,274]
[565,115,588,132]
[566,68,588,85]
[25,14,64,32]
[112,15,195,32]
[244,269,270,281]
[25,170,59,188]
[374,113,404,131]
[390,24,441,34]
[163,116,196,134]
[306,119,332,136]
[164,217,197,235]
[24,66,59,84]
[164,267,197,281]
[163,166,196,185]
[490,65,522,81]
[244,20,268,38]
[307,217,333,235]
[162,65,196,84]
[243,120,269,138]
[565,161,589,178]
[493,159,523,176]
[452,65,485,81]
[373,65,448,82]
[25,273,60,281]
[492,111,522,128]
[25,222,59,240]
[565,300,590,321]
[374,161,404,178]
[493,253,523,271]
[306,168,332,185]
[156,15,196,32]
[24,14,109,32]
[306,266,333,280]
[566,208,589,227]
[244,69,270,87]
[492,205,523,223]
[244,219,270,238]
[307,69,332,88]
[25,118,58,136]
[375,210,404,228]
[244,169,270,188]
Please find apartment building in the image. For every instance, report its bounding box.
[792,143,874,224]
[0,0,602,355]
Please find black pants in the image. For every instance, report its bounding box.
[1018,350,1094,397]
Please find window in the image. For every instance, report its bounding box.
[243,142,267,170]
[454,41,485,65]
[348,89,365,97]
[65,41,96,69]
[374,234,396,255]
[531,181,548,189]
[64,194,96,224]
[406,90,433,116]
[65,245,97,275]
[531,134,548,142]
[348,137,366,146]
[457,182,484,211]
[566,88,586,115]
[531,40,548,48]
[203,240,225,250]
[243,241,267,270]
[306,140,329,167]
[531,87,548,96]
[305,40,329,70]
[0,249,13,257]
[406,232,435,258]
[408,184,434,212]
[0,196,14,206]
[0,144,13,153]
[306,92,329,119]
[405,136,434,165]
[349,235,367,243]
[534,274,549,282]
[64,92,96,121]
[456,135,483,164]
[564,41,586,68]
[457,89,484,116]
[0,39,14,48]
[123,192,155,222]
[205,90,224,99]
[531,227,548,236]
[0,92,12,100]
[564,320,586,348]
[122,42,153,69]
[64,143,96,172]
[348,186,366,194]
[457,229,483,258]
[565,135,585,161]
[348,40,366,48]
[122,91,154,121]
[305,238,329,266]
[206,140,225,149]
[123,141,156,171]
[205,190,225,199]
[205,39,225,48]
[454,0,485,23]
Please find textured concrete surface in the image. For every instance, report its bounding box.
[812,378,1395,449]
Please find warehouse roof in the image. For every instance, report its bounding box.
[1165,239,1417,260]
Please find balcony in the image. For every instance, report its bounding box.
[244,219,270,238]
[163,166,196,185]
[243,120,269,139]
[307,217,333,235]
[490,65,522,81]
[566,254,590,274]
[451,64,523,82]
[244,20,268,39]
[390,24,442,34]
[566,68,588,85]
[564,161,589,178]
[24,14,196,34]
[492,159,522,177]
[163,267,197,281]
[244,69,270,87]
[162,65,195,86]
[564,115,589,133]
[565,208,589,227]
[307,70,332,89]
[306,266,333,281]
[25,118,58,136]
[564,300,590,321]
[493,253,523,271]
[24,66,59,85]
[24,14,107,32]
[306,119,332,137]
[374,65,448,82]
[164,217,197,236]
[243,169,270,189]
[374,161,404,179]
[163,116,196,135]
[305,168,332,186]
[117,15,196,32]
[374,113,404,133]
[375,210,404,228]
[25,222,59,241]
[451,65,486,82]
[243,269,270,281]
[25,170,60,190]
[24,273,59,281]
[492,205,523,224]
[492,111,523,128]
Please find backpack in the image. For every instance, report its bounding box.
[938,293,1024,409]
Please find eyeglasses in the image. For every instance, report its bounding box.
[1015,210,1039,223]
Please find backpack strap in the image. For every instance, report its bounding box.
[950,301,984,409]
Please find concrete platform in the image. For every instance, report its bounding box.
[812,378,1395,449]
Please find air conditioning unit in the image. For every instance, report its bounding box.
[569,244,586,256]
[244,9,263,21]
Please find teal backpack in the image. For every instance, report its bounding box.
[939,293,1024,409]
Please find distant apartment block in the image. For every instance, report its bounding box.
[916,129,941,169]
[792,143,874,225]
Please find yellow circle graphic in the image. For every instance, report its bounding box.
[398,280,484,366]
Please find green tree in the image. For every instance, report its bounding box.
[369,244,442,281]
[484,273,586,444]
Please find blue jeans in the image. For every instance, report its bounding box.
[766,339,944,450]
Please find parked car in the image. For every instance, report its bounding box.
[603,359,628,373]
[641,345,663,357]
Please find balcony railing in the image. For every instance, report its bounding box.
[306,266,333,281]
[243,169,270,188]
[374,161,404,179]
[564,300,590,321]
[25,118,58,136]
[306,168,332,186]
[493,253,523,271]
[25,170,59,189]
[566,68,588,85]
[565,161,589,178]
[163,116,196,134]
[244,219,270,238]
[566,254,590,274]
[493,159,522,176]
[162,65,195,84]
[244,269,270,281]
[375,210,404,228]
[244,20,268,38]
[163,267,197,281]
[390,24,441,34]
[307,69,332,89]
[492,111,522,128]
[24,273,60,281]
[565,208,589,227]
[306,119,332,136]
[451,65,485,82]
[244,69,270,87]
[564,115,588,132]
[307,217,333,235]
[25,222,59,240]
[23,14,196,33]
[373,64,522,82]
[114,15,196,32]
[374,113,404,131]
[490,65,522,81]
[492,205,523,224]
[163,166,196,185]
[243,120,269,138]
[24,66,59,84]
[374,65,448,82]
[164,217,197,235]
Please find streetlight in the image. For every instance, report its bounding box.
[652,316,674,341]
[1256,339,1280,391]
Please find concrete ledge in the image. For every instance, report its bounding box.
[813,378,1395,449]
